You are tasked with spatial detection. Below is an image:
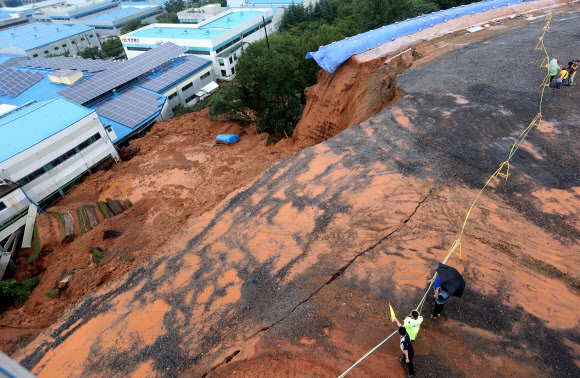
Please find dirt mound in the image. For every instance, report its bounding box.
[0,110,298,347]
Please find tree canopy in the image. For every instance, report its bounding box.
[163,0,186,13]
[157,12,179,23]
[208,0,480,139]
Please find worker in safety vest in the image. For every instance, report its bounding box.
[395,310,423,341]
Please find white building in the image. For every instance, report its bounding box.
[121,8,274,80]
[0,22,100,58]
[177,4,226,24]
[0,97,118,228]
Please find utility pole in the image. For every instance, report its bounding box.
[262,16,270,50]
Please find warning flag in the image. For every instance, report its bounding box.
[389,303,396,323]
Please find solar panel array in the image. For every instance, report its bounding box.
[19,57,118,73]
[96,87,162,128]
[57,43,186,105]
[0,65,44,97]
[139,56,210,93]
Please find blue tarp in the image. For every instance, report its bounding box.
[306,0,539,73]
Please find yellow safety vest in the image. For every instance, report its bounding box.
[404,316,423,341]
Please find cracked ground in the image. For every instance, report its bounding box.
[15,10,580,377]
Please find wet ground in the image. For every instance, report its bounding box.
[14,9,580,378]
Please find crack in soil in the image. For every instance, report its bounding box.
[202,186,437,375]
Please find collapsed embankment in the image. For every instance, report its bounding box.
[9,4,580,377]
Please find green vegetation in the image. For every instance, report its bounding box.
[52,212,67,239]
[121,18,149,34]
[98,201,113,219]
[91,248,104,264]
[265,134,272,147]
[0,277,39,307]
[46,289,59,298]
[164,0,186,13]
[46,50,71,58]
[76,208,86,234]
[157,12,179,23]
[125,199,133,209]
[106,198,122,215]
[81,206,91,231]
[172,101,210,117]
[101,37,125,59]
[208,0,477,138]
[28,222,41,264]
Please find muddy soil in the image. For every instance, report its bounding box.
[9,6,580,378]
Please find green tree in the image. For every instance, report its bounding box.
[164,0,186,13]
[121,18,144,34]
[101,37,125,58]
[79,46,99,59]
[157,12,179,23]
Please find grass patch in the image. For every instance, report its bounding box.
[265,134,272,147]
[52,212,66,239]
[106,198,122,215]
[75,208,86,234]
[45,289,59,298]
[91,248,104,264]
[27,221,41,264]
[80,206,91,231]
[125,198,133,209]
[0,277,39,307]
[98,201,113,219]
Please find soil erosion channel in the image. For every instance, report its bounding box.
[12,9,580,378]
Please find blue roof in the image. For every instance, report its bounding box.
[0,98,94,163]
[0,23,94,51]
[86,6,146,22]
[132,10,263,40]
[0,54,21,65]
[0,11,13,19]
[120,1,166,5]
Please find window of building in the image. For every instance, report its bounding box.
[168,92,178,100]
[33,54,38,57]
[185,94,196,103]
[181,82,193,91]
[62,44,67,47]
[89,34,93,38]
[185,49,210,55]
[54,47,59,50]
[221,70,226,76]
[16,133,102,187]
[44,50,49,54]
[200,72,210,80]
[127,46,152,51]
[233,53,237,61]
[71,40,76,44]
[0,201,6,212]
[229,56,233,64]
[80,38,85,41]
[231,67,235,75]
[172,106,178,113]
[218,59,224,66]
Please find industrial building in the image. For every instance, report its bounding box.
[0,22,100,58]
[0,97,119,260]
[121,8,274,80]
[177,4,226,24]
[1,42,215,144]
[32,0,162,36]
[0,10,28,30]
[228,0,317,29]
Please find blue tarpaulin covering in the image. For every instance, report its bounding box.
[306,0,539,73]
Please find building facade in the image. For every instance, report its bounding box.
[121,8,274,80]
[0,22,100,58]
[0,98,118,227]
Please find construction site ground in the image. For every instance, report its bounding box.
[1,4,579,377]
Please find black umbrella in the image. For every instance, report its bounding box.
[436,263,465,298]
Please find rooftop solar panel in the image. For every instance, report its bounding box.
[138,56,211,93]
[19,57,118,73]
[0,65,44,97]
[96,87,163,128]
[57,43,186,106]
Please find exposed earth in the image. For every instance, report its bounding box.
[2,4,580,378]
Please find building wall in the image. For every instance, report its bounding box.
[0,112,118,225]
[0,28,100,57]
[161,64,216,115]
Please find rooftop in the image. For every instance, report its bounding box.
[0,23,94,52]
[130,10,264,40]
[0,98,95,163]
[87,6,150,22]
[245,0,304,4]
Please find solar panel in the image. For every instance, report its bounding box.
[19,57,117,73]
[138,56,211,93]
[96,87,163,128]
[57,43,186,106]
[0,65,44,97]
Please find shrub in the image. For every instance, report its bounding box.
[125,199,133,209]
[91,248,104,264]
[0,277,39,307]
[98,201,113,219]
[46,289,59,298]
